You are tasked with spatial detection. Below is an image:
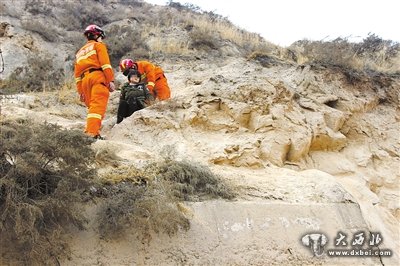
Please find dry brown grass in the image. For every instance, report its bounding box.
[141,3,278,57]
[4,0,281,74]
[99,164,153,185]
[57,80,81,106]
[288,35,400,74]
[189,14,266,49]
[146,31,191,56]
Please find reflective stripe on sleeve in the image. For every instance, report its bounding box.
[101,64,112,70]
[75,77,82,83]
[87,113,102,120]
[147,82,155,87]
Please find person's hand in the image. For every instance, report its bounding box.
[145,99,155,106]
[147,86,156,97]
[108,81,115,92]
[79,93,85,102]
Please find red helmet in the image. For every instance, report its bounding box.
[84,24,105,39]
[119,59,135,75]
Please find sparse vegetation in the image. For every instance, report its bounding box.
[21,19,59,42]
[96,154,236,240]
[57,80,82,106]
[289,34,400,74]
[156,160,236,201]
[0,54,65,94]
[3,0,399,73]
[25,0,53,16]
[106,24,148,66]
[0,119,234,262]
[2,0,279,83]
[57,0,111,31]
[97,181,190,240]
[155,145,235,201]
[248,51,285,67]
[0,119,95,265]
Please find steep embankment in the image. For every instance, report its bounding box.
[2,57,399,265]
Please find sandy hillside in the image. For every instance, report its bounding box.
[0,0,399,264]
[2,55,399,265]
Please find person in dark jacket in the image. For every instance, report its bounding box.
[117,68,154,124]
[119,58,171,100]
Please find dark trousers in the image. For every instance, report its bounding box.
[116,99,142,124]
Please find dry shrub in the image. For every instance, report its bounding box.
[289,34,400,74]
[189,26,219,52]
[100,165,152,185]
[93,145,122,169]
[156,160,236,201]
[0,54,64,94]
[355,34,399,60]
[57,0,110,31]
[25,0,53,16]
[248,51,285,67]
[291,38,356,68]
[167,1,201,12]
[189,14,268,53]
[106,24,146,66]
[97,156,235,240]
[0,119,96,264]
[97,162,188,240]
[97,181,189,240]
[21,19,59,42]
[161,2,276,57]
[145,26,191,56]
[354,34,400,72]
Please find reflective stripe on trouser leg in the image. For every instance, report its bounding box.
[85,82,110,136]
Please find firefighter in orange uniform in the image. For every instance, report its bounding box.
[74,24,115,139]
[119,59,171,100]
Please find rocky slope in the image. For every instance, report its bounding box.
[2,56,399,265]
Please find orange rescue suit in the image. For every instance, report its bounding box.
[74,40,114,137]
[135,61,171,100]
